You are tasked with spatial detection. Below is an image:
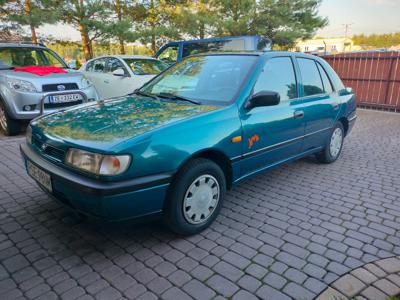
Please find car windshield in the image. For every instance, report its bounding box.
[140,55,258,105]
[124,58,169,75]
[0,47,67,69]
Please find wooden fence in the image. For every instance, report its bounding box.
[322,51,400,112]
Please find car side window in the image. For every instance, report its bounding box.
[317,62,334,94]
[297,58,324,97]
[106,57,127,74]
[253,57,297,102]
[158,46,179,64]
[86,61,94,72]
[92,58,106,73]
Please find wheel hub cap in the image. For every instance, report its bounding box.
[183,175,220,225]
[330,128,343,158]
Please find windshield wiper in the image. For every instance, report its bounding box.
[130,90,159,100]
[156,92,201,105]
[0,66,14,70]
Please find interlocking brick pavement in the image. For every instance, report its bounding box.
[0,109,400,299]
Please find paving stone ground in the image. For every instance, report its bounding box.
[0,109,400,300]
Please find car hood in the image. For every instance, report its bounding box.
[2,69,84,91]
[33,95,220,149]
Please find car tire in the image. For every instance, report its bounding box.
[316,121,344,164]
[164,158,226,235]
[0,100,20,136]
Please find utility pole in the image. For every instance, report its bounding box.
[343,23,353,39]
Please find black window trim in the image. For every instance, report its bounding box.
[249,55,299,104]
[296,57,328,99]
[316,61,335,93]
[90,57,107,73]
[105,57,130,77]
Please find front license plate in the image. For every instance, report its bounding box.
[27,161,53,192]
[49,94,83,104]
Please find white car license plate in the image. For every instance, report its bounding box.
[27,161,52,192]
[49,94,83,104]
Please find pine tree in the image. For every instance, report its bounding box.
[177,0,218,39]
[0,0,58,43]
[56,0,112,60]
[104,0,138,54]
[253,0,328,48]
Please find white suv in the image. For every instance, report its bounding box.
[0,42,98,135]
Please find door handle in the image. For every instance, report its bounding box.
[104,80,109,84]
[332,103,339,110]
[293,110,304,119]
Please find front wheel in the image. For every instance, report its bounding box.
[164,158,226,235]
[316,122,344,164]
[0,100,20,136]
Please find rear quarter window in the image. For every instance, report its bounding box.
[297,58,324,97]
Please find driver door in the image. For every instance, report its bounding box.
[239,56,306,176]
[104,57,132,98]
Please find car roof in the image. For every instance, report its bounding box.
[87,55,157,61]
[190,51,322,60]
[162,35,262,45]
[0,42,47,48]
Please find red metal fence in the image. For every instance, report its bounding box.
[322,52,400,112]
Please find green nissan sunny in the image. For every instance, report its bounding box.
[21,52,357,235]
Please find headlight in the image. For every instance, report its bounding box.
[7,78,37,92]
[65,148,131,176]
[80,77,93,89]
[26,125,32,145]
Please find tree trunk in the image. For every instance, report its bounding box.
[25,0,37,43]
[77,0,92,60]
[119,38,125,55]
[151,34,156,54]
[115,0,125,54]
[79,22,92,61]
[199,22,205,39]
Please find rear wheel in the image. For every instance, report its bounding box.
[316,122,344,164]
[0,100,20,136]
[164,158,226,235]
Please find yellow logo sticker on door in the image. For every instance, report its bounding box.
[248,134,260,149]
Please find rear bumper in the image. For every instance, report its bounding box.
[20,143,171,221]
[347,114,357,135]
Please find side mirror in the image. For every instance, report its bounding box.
[346,87,353,94]
[112,68,126,77]
[245,91,280,109]
[68,61,77,69]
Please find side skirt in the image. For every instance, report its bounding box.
[232,146,323,186]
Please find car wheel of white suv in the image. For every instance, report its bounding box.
[0,100,20,136]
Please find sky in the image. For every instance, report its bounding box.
[317,0,400,37]
[36,0,400,41]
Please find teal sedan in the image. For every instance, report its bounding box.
[21,52,357,235]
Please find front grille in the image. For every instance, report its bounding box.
[32,136,66,162]
[42,83,78,92]
[44,146,65,161]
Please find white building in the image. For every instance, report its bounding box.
[294,37,356,54]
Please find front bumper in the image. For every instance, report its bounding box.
[4,85,98,120]
[20,143,171,221]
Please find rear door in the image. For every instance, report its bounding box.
[240,56,305,176]
[295,57,338,151]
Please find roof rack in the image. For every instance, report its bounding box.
[0,40,46,47]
